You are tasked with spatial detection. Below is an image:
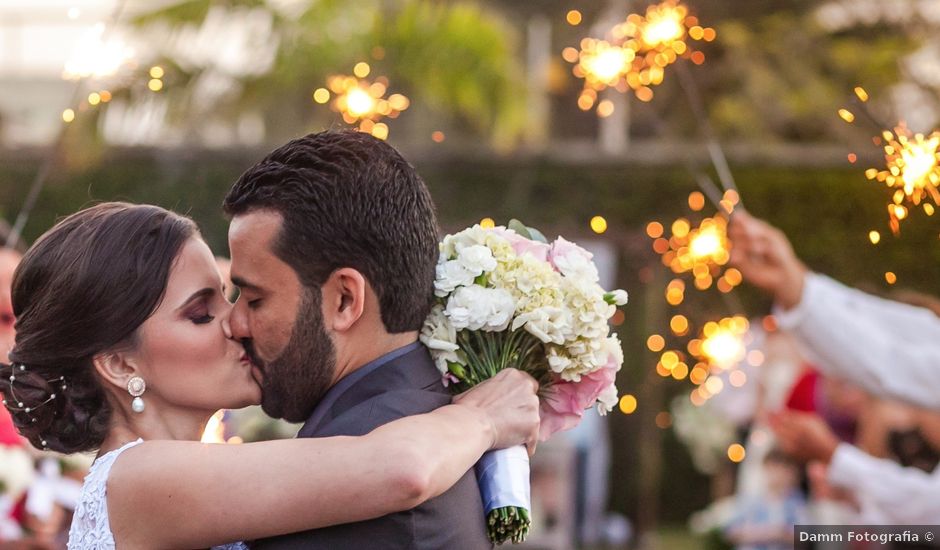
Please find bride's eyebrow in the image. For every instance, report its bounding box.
[176,288,214,311]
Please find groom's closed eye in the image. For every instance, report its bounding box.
[231,276,263,303]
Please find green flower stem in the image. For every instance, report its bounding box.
[452,327,539,544]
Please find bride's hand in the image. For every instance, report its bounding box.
[452,369,540,454]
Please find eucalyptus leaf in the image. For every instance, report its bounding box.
[507,219,531,239]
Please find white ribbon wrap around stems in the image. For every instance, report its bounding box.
[475,445,531,513]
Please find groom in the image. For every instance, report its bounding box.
[225,130,492,549]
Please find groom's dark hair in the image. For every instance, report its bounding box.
[224,130,439,333]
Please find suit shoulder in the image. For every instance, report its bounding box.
[317,389,451,437]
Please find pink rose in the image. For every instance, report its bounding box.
[493,228,550,262]
[538,360,618,441]
[548,237,597,280]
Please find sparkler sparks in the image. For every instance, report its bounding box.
[62,23,135,80]
[318,65,410,139]
[841,87,940,234]
[567,0,715,110]
[865,125,940,234]
[655,214,735,292]
[699,317,748,370]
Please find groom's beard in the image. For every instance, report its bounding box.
[255,289,336,423]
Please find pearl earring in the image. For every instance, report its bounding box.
[127,376,146,413]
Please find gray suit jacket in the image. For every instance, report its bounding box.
[251,346,493,550]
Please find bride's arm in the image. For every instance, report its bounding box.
[107,369,539,548]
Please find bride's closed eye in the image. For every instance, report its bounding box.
[191,311,216,325]
[179,288,219,325]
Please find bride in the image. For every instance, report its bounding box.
[0,202,540,549]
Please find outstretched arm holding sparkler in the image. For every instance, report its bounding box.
[729,211,940,411]
[770,410,940,524]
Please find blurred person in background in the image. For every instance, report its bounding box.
[0,248,22,447]
[730,211,940,523]
[724,448,808,550]
[729,211,940,410]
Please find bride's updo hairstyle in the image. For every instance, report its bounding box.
[0,202,197,453]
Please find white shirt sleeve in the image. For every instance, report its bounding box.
[773,273,940,410]
[828,443,940,524]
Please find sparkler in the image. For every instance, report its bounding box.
[7,0,129,250]
[840,87,940,234]
[682,315,751,405]
[62,23,136,81]
[566,0,715,111]
[866,125,940,234]
[652,208,741,293]
[314,65,409,140]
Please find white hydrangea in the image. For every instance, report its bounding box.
[489,254,563,314]
[511,307,571,345]
[602,334,625,370]
[546,345,573,374]
[445,285,516,332]
[561,277,614,343]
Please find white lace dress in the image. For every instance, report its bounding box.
[67,439,248,550]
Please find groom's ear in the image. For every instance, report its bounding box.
[322,268,367,333]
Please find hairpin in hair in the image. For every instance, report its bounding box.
[2,363,65,417]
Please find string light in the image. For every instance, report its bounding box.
[590,215,608,234]
[619,394,638,414]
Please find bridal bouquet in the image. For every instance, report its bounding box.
[421,221,627,544]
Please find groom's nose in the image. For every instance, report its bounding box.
[229,298,251,340]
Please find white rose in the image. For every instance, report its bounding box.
[434,260,476,296]
[441,225,513,259]
[456,245,497,275]
[445,286,517,332]
[596,383,619,415]
[420,305,463,373]
[609,289,629,306]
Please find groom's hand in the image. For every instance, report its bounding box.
[453,369,541,455]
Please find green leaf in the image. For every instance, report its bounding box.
[507,219,531,239]
[508,218,548,243]
[527,226,548,244]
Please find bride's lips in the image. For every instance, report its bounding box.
[241,353,264,384]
